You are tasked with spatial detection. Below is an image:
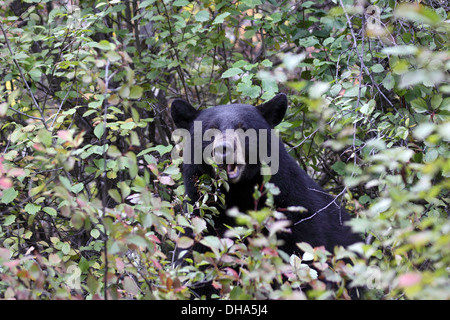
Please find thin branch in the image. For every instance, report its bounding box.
[0,22,48,129]
[294,187,347,226]
[49,83,73,130]
[101,58,110,300]
[9,106,45,121]
[288,125,323,152]
[157,1,190,103]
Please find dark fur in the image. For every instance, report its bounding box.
[171,93,361,257]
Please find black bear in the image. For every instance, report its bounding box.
[171,93,361,260]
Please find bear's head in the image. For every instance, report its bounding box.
[171,93,288,183]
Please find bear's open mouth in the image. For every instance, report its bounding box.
[226,163,243,182]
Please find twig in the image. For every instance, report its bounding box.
[339,0,365,108]
[340,0,367,166]
[0,22,48,129]
[294,187,347,226]
[101,58,110,300]
[157,1,190,103]
[288,125,323,151]
[9,106,45,121]
[49,83,73,130]
[219,25,233,103]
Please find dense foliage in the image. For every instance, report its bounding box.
[0,0,448,300]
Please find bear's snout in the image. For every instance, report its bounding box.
[213,139,234,164]
[210,133,246,183]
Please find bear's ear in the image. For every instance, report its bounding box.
[256,93,288,127]
[171,99,199,129]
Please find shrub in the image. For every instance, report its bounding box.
[0,0,448,300]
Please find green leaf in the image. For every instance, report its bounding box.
[0,102,7,117]
[128,235,148,248]
[371,198,392,214]
[330,83,342,96]
[86,274,99,294]
[90,229,101,239]
[308,81,329,99]
[299,36,319,47]
[331,161,346,175]
[138,0,156,9]
[120,121,135,130]
[230,286,246,299]
[59,176,72,190]
[173,0,189,6]
[107,145,122,158]
[70,183,84,194]
[28,69,42,82]
[106,50,121,62]
[261,78,278,94]
[119,85,130,98]
[221,67,244,78]
[249,207,271,224]
[359,195,371,205]
[382,73,395,90]
[283,53,306,71]
[360,99,376,115]
[94,123,105,140]
[394,3,443,25]
[213,12,230,24]
[177,236,194,249]
[25,203,41,215]
[237,81,260,98]
[413,123,434,140]
[97,40,114,51]
[424,148,438,163]
[1,188,18,204]
[152,144,173,156]
[296,242,315,255]
[4,215,16,226]
[79,256,90,272]
[118,181,131,200]
[61,242,70,255]
[410,98,428,113]
[232,60,248,68]
[43,207,57,217]
[260,59,273,68]
[382,45,418,56]
[37,128,52,147]
[343,86,359,97]
[195,10,209,22]
[200,236,221,256]
[108,189,122,203]
[29,183,44,197]
[129,86,143,99]
[430,95,443,110]
[371,64,384,73]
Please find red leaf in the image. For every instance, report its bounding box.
[158,175,175,185]
[398,272,422,287]
[4,259,21,268]
[0,177,12,189]
[7,168,25,177]
[148,234,161,244]
[224,267,239,280]
[57,130,72,142]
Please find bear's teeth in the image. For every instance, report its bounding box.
[227,164,239,178]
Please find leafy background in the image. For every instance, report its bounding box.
[0,0,448,299]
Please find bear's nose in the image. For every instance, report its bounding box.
[213,140,234,164]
